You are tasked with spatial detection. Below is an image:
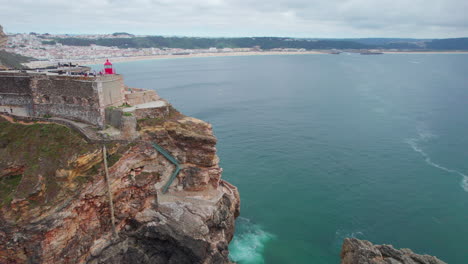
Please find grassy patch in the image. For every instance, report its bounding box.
[107,153,122,167]
[0,174,22,206]
[119,103,131,108]
[0,116,100,205]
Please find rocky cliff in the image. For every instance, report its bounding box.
[0,25,6,49]
[341,238,446,264]
[0,25,32,69]
[0,105,240,263]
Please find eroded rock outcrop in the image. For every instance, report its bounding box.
[341,238,446,264]
[0,104,240,263]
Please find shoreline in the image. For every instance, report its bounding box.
[24,50,468,68]
[24,51,324,68]
[382,51,468,54]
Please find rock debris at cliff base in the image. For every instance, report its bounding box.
[341,238,447,264]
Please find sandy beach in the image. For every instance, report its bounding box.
[23,51,325,68]
[24,50,468,68]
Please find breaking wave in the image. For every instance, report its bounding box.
[229,217,275,264]
[406,128,468,192]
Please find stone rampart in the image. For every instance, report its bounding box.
[0,73,34,115]
[32,75,103,125]
[0,72,125,127]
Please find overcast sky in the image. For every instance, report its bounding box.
[1,0,467,38]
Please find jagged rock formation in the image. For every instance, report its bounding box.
[0,25,6,49]
[341,238,447,264]
[0,104,240,263]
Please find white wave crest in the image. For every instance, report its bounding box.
[406,128,468,193]
[229,217,275,264]
[462,176,468,192]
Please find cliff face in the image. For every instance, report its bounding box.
[0,106,240,263]
[0,25,6,49]
[0,26,32,69]
[341,238,447,264]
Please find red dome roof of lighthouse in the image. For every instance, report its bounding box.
[104,59,112,65]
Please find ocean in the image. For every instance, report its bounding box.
[97,54,468,263]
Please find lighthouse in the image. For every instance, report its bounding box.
[104,59,114,74]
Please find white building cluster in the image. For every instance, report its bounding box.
[5,33,262,63]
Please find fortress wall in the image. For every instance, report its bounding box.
[32,76,103,126]
[99,75,125,107]
[0,94,31,105]
[0,73,131,127]
[0,73,34,116]
[0,74,32,94]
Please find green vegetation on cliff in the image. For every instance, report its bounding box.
[0,117,100,208]
[0,174,22,206]
[0,50,33,69]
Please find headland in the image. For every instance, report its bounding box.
[0,62,240,263]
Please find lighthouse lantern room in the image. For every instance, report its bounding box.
[104,59,114,74]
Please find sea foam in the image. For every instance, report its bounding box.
[334,229,365,249]
[229,217,275,264]
[406,128,468,192]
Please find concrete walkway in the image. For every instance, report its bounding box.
[122,100,167,112]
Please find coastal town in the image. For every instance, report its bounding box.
[4,31,468,69]
[5,32,292,66]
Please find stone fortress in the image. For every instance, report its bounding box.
[0,61,167,139]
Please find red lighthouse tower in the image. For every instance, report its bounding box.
[104,59,114,74]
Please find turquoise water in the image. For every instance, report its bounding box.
[99,54,468,263]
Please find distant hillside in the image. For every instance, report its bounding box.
[52,35,468,50]
[112,32,135,37]
[54,36,372,50]
[425,38,468,50]
[339,38,430,46]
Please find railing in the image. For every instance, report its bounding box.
[151,142,181,193]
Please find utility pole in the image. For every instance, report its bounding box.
[102,145,117,238]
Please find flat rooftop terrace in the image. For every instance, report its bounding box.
[0,64,93,76]
[0,70,121,82]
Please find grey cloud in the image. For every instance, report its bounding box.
[0,0,467,37]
